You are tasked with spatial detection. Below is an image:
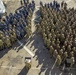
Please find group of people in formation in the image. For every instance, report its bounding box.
[0,1,35,50]
[37,1,76,67]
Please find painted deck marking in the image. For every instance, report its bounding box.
[17,40,34,57]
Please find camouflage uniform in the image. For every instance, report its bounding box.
[69,51,74,57]
[49,46,54,57]
[42,32,47,40]
[56,44,60,50]
[0,39,4,50]
[67,45,71,53]
[10,34,15,44]
[46,39,51,48]
[56,55,62,66]
[70,57,75,67]
[48,33,52,39]
[26,27,32,38]
[2,36,6,48]
[62,52,68,63]
[64,2,67,10]
[5,36,11,48]
[53,49,58,59]
[58,49,63,58]
[43,37,47,46]
[0,31,4,39]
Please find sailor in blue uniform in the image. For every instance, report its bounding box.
[50,2,52,7]
[53,0,57,9]
[55,1,60,11]
[47,3,50,8]
[32,1,35,10]
[21,28,25,37]
[16,29,21,39]
[53,0,56,6]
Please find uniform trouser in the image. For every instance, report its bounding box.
[11,40,15,44]
[21,34,25,37]
[4,43,7,48]
[47,43,50,48]
[14,38,17,41]
[50,50,54,57]
[53,54,57,59]
[57,60,61,66]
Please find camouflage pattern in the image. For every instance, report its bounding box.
[43,37,47,46]
[49,45,54,56]
[56,55,62,66]
[46,39,51,48]
[4,36,11,48]
[37,1,76,66]
[10,34,15,44]
[53,50,58,59]
[58,49,63,57]
[0,39,4,50]
[70,57,75,67]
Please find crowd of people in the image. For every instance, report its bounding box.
[37,1,76,67]
[0,1,35,50]
[0,0,76,68]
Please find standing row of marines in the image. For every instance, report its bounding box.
[0,1,35,50]
[37,1,76,67]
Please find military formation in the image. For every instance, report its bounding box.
[0,0,35,50]
[37,1,76,67]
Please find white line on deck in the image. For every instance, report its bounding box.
[17,40,35,57]
[51,59,57,70]
[31,67,47,70]
[0,66,22,70]
[1,66,16,69]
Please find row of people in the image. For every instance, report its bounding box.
[40,0,67,12]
